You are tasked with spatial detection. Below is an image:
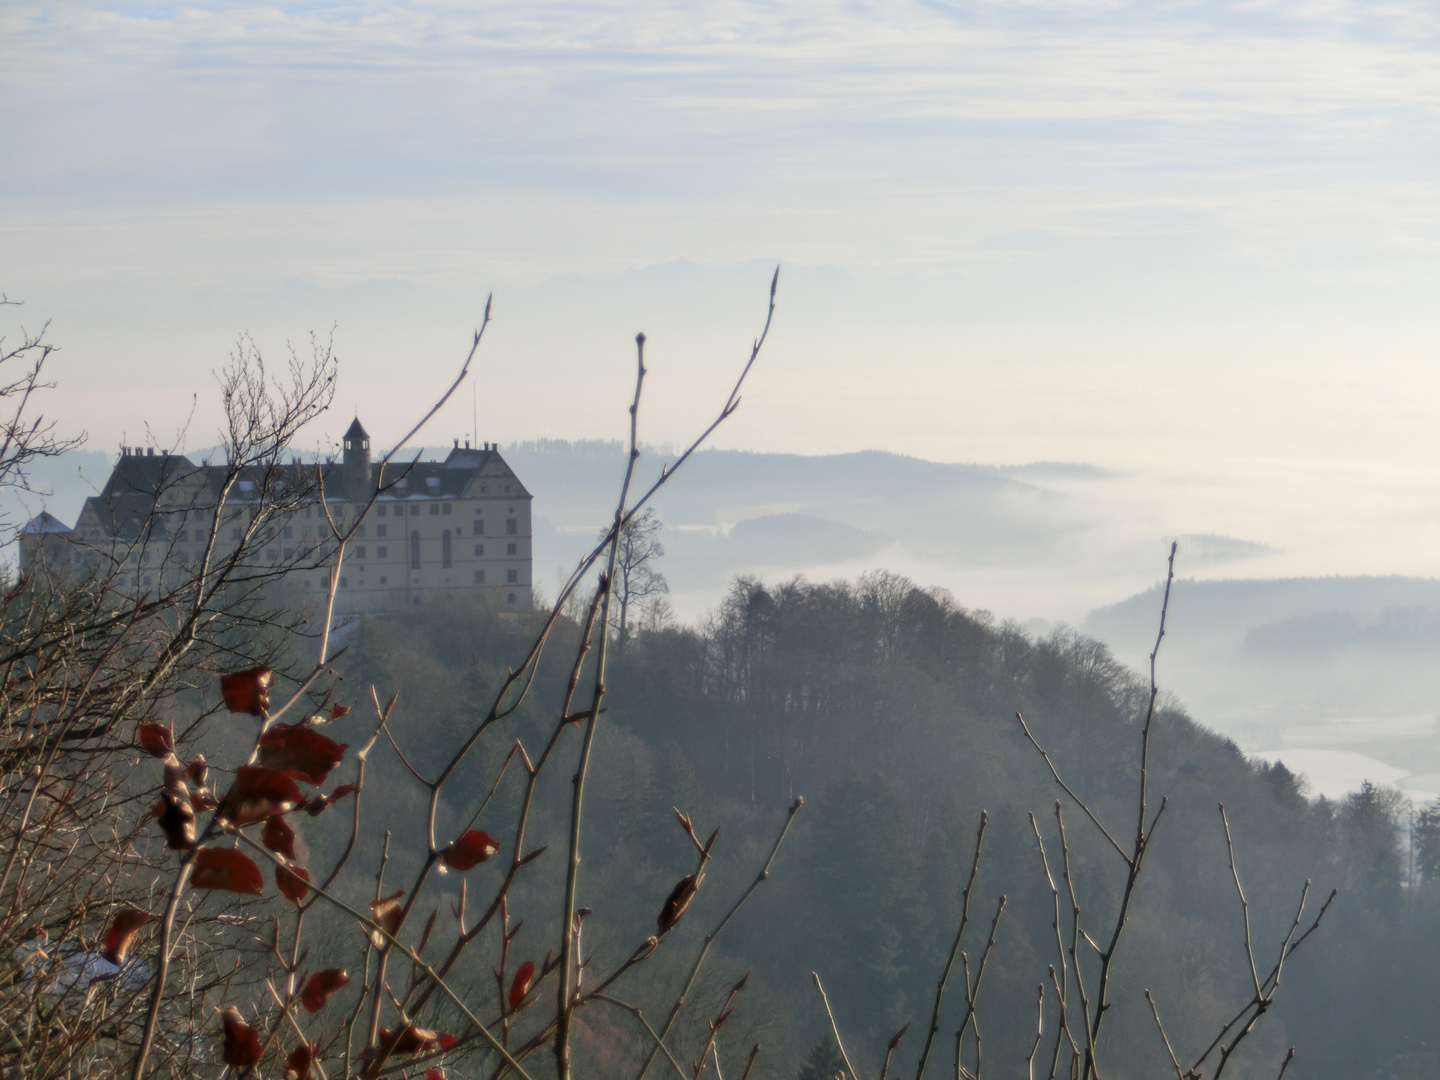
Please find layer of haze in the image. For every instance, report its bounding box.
[4,1,1440,787]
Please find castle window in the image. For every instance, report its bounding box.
[380,576,387,584]
[304,507,311,518]
[178,530,189,542]
[442,530,452,569]
[231,528,241,541]
[507,569,518,584]
[376,525,386,538]
[357,526,365,538]
[340,576,347,588]
[426,477,440,488]
[266,549,277,562]
[355,546,366,560]
[442,503,451,515]
[144,576,152,587]
[506,542,516,555]
[507,592,516,604]
[284,548,293,558]
[410,531,421,569]
[474,570,485,583]
[377,505,386,517]
[474,544,484,557]
[505,484,511,493]
[377,546,387,559]
[474,521,484,536]
[506,519,518,535]
[411,505,419,516]
[429,504,439,515]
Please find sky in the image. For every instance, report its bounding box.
[3,0,1440,612]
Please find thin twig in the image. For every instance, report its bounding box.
[916,811,987,1080]
[812,972,859,1080]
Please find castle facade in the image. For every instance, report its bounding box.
[18,418,534,616]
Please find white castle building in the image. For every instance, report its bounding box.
[18,418,534,615]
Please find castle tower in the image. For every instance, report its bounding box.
[342,417,371,502]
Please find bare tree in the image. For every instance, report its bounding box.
[0,295,84,539]
[602,505,669,651]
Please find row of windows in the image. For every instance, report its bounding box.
[347,540,518,560]
[335,568,523,587]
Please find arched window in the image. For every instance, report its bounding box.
[441,529,452,569]
[410,530,421,569]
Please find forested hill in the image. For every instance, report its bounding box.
[339,572,1440,1080]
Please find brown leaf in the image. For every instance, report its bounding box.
[329,703,351,721]
[186,754,209,787]
[441,830,500,871]
[508,959,535,1012]
[101,909,150,965]
[258,723,349,785]
[192,848,264,895]
[306,782,357,816]
[285,1042,316,1080]
[276,863,311,903]
[220,666,274,715]
[262,815,297,860]
[221,1006,263,1068]
[370,889,405,947]
[156,789,196,850]
[659,875,705,933]
[658,872,704,934]
[300,968,351,1013]
[220,766,303,826]
[378,1025,452,1056]
[136,723,172,758]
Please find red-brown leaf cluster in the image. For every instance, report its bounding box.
[192,848,264,895]
[221,1007,263,1068]
[259,723,348,785]
[101,909,150,965]
[300,968,351,1013]
[136,723,172,758]
[441,829,500,871]
[220,765,302,826]
[220,666,274,715]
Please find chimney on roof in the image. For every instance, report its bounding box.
[147,447,154,457]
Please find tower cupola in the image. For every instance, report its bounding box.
[342,417,371,501]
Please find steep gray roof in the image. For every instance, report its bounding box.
[19,511,72,536]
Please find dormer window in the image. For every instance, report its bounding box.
[426,477,440,489]
[239,480,255,493]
